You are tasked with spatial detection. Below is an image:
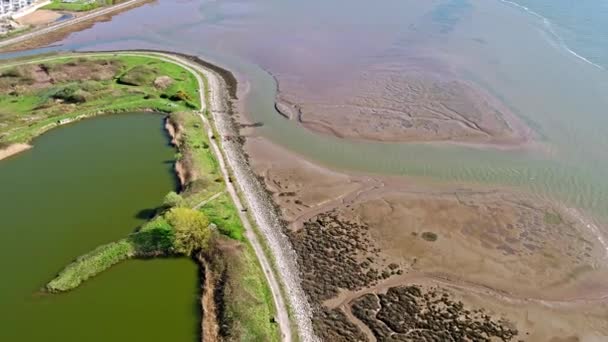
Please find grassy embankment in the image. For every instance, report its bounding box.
[44,0,122,12]
[169,111,278,340]
[0,54,279,340]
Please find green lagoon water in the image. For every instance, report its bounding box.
[0,113,198,341]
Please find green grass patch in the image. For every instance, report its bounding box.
[0,54,201,146]
[43,0,114,12]
[200,192,244,241]
[118,64,158,86]
[47,239,136,292]
[46,207,215,292]
[222,243,279,341]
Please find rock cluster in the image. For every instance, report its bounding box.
[351,286,519,341]
[288,211,399,302]
[312,307,369,342]
[288,211,402,340]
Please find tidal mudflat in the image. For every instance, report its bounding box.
[247,136,608,340]
[2,0,608,340]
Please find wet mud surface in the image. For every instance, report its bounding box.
[245,136,608,341]
[278,67,531,146]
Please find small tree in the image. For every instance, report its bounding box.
[163,191,186,208]
[165,207,212,255]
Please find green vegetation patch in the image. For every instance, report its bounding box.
[47,207,215,292]
[421,231,438,242]
[168,111,221,202]
[132,216,175,254]
[0,54,200,147]
[201,192,245,241]
[44,0,116,12]
[47,239,136,292]
[118,64,158,86]
[221,243,280,341]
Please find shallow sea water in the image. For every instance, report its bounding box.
[4,0,608,221]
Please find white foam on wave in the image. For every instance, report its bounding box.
[498,0,605,71]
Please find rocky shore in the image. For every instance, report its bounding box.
[188,56,318,341]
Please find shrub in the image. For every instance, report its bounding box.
[162,191,186,208]
[52,85,88,104]
[130,226,174,254]
[169,89,192,102]
[421,232,438,242]
[165,207,213,255]
[1,66,28,78]
[117,65,157,86]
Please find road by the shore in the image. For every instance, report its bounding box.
[170,54,301,342]
[0,0,148,49]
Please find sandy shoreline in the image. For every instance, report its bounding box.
[0,143,32,161]
[16,10,63,27]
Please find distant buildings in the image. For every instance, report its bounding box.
[0,0,37,18]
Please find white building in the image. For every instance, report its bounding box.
[0,0,36,18]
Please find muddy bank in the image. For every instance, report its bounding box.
[164,117,189,188]
[0,143,31,161]
[244,134,608,341]
[275,69,532,147]
[196,253,220,342]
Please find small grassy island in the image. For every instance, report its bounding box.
[44,0,125,12]
[0,53,278,341]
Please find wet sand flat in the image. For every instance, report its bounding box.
[277,63,531,146]
[246,135,608,341]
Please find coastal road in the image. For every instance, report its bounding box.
[0,0,148,49]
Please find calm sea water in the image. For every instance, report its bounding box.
[3,1,607,218]
[501,0,608,70]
